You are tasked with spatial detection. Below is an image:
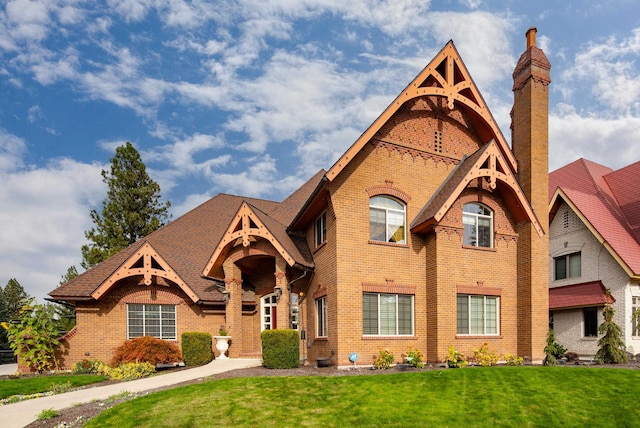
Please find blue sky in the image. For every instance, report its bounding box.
[2,0,640,302]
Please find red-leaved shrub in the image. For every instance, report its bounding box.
[111,336,183,367]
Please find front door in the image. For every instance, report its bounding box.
[261,293,278,331]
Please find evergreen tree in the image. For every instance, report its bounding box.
[543,329,566,366]
[81,142,171,268]
[2,278,30,322]
[595,294,628,364]
[53,266,79,333]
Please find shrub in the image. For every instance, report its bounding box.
[543,329,566,366]
[565,352,579,363]
[446,346,467,368]
[107,362,156,381]
[373,349,394,369]
[406,347,425,368]
[110,336,183,367]
[38,408,60,420]
[181,333,213,366]
[473,343,499,367]
[261,330,299,369]
[72,359,104,374]
[595,298,628,364]
[505,353,524,366]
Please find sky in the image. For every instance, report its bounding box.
[2,0,640,303]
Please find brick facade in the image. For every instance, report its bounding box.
[50,30,550,370]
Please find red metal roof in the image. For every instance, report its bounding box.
[549,281,614,310]
[549,158,640,275]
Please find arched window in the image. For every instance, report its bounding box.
[463,203,493,248]
[369,196,406,244]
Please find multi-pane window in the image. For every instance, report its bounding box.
[316,296,327,338]
[462,203,493,248]
[315,211,327,248]
[554,252,581,280]
[583,307,598,337]
[456,295,499,335]
[369,196,406,244]
[362,293,413,336]
[127,304,176,340]
[633,297,640,337]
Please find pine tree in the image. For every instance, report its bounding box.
[2,278,30,322]
[81,142,171,268]
[595,294,628,364]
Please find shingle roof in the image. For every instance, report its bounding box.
[50,170,326,303]
[549,158,640,276]
[549,281,614,310]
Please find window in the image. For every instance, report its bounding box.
[369,196,406,244]
[463,203,493,248]
[457,295,499,335]
[315,211,327,248]
[554,252,581,280]
[633,297,640,337]
[127,304,176,340]
[363,293,413,335]
[583,307,598,337]
[316,297,327,338]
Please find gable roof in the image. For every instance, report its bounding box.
[411,140,543,236]
[549,158,640,277]
[549,281,614,310]
[50,171,325,303]
[326,40,516,183]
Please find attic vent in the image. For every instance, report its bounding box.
[563,210,569,228]
[434,131,443,153]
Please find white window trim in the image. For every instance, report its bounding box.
[362,293,414,336]
[456,295,500,336]
[126,303,177,340]
[462,203,494,248]
[315,211,327,248]
[316,296,328,338]
[369,196,406,244]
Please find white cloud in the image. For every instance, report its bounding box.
[0,129,27,172]
[0,156,105,302]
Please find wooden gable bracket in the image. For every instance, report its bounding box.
[433,141,544,238]
[326,41,516,182]
[202,202,296,277]
[91,242,198,302]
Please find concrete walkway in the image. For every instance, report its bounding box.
[0,358,261,428]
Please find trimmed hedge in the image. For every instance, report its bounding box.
[181,332,213,366]
[261,329,300,369]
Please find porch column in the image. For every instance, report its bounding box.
[223,259,243,358]
[275,255,290,329]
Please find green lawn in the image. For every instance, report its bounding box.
[86,366,640,427]
[0,374,107,399]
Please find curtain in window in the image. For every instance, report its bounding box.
[369,208,386,241]
[569,253,581,277]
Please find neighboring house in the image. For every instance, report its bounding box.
[549,159,640,357]
[49,28,550,368]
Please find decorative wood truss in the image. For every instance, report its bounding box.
[327,41,516,182]
[91,242,197,302]
[202,202,297,277]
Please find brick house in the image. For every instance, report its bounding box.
[49,28,550,368]
[549,159,640,357]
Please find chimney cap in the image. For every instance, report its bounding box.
[526,27,537,49]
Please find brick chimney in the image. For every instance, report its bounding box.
[511,27,551,362]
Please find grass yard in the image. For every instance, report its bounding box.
[0,374,107,399]
[86,366,640,427]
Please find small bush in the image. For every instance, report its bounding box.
[446,346,467,368]
[181,332,213,366]
[406,347,425,368]
[38,408,60,420]
[111,336,183,367]
[72,359,105,374]
[106,362,156,380]
[373,349,394,369]
[565,352,579,363]
[543,329,566,366]
[505,353,524,366]
[261,330,299,369]
[473,343,499,367]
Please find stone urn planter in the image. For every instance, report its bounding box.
[214,336,231,359]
